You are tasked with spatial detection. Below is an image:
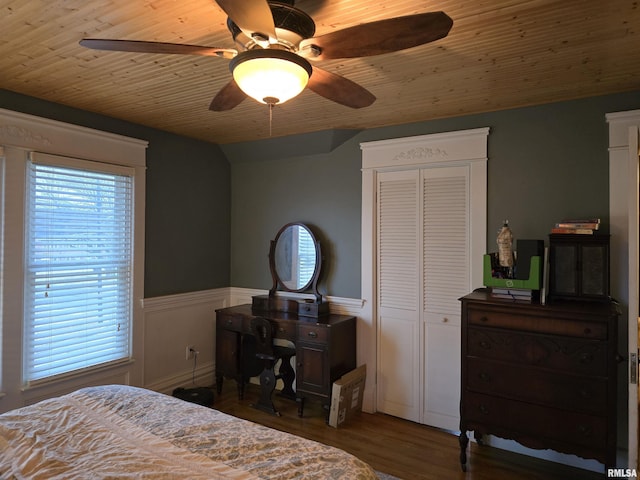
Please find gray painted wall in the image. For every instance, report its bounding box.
[0,89,231,298]
[3,88,640,300]
[226,91,640,299]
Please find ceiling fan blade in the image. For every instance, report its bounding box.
[299,12,453,60]
[80,39,236,59]
[214,0,277,43]
[307,67,375,109]
[209,80,247,111]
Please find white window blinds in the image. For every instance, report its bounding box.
[24,154,133,383]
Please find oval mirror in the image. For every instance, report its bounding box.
[269,223,321,299]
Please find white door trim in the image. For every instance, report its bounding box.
[607,109,640,469]
[360,127,489,416]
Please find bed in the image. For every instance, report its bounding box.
[0,384,378,479]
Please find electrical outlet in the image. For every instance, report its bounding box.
[186,345,195,361]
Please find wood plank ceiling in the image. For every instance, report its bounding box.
[1,0,638,144]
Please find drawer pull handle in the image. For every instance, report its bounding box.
[577,424,593,437]
[479,372,491,382]
[479,316,489,322]
[583,327,592,336]
[479,341,491,350]
[442,317,449,323]
[278,327,286,333]
[579,353,594,364]
[226,319,233,326]
[579,388,591,399]
[479,404,489,415]
[307,331,318,338]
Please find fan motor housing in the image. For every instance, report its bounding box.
[227,1,316,51]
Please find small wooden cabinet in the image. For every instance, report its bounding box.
[215,304,356,416]
[295,318,356,415]
[549,234,610,301]
[459,290,620,472]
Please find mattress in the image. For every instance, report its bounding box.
[0,384,378,479]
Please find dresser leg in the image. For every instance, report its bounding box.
[459,431,469,472]
[297,397,305,417]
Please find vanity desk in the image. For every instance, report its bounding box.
[215,301,356,416]
[215,223,357,417]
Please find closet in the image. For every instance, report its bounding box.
[361,128,488,430]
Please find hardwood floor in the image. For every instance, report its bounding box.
[211,382,605,480]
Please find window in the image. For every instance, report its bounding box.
[24,154,134,383]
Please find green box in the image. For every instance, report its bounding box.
[483,254,541,290]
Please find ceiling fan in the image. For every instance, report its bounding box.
[80,0,453,111]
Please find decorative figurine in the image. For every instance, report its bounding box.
[497,220,514,276]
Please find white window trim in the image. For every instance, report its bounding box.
[0,109,147,408]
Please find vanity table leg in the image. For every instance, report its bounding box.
[237,381,245,400]
[296,397,305,417]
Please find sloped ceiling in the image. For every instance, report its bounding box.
[1,0,638,144]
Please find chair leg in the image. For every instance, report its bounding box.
[277,355,296,400]
[252,363,280,416]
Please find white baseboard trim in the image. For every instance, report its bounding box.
[144,362,215,396]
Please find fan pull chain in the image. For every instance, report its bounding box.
[264,97,278,137]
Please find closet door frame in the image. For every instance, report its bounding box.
[360,128,489,413]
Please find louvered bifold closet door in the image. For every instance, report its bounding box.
[376,170,421,422]
[422,166,469,430]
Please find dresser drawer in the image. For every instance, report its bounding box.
[467,307,607,339]
[298,323,329,343]
[464,391,607,450]
[467,326,607,376]
[466,357,607,414]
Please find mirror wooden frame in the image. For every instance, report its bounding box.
[268,222,323,302]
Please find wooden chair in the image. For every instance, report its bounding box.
[250,316,296,415]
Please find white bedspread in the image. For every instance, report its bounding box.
[0,385,377,479]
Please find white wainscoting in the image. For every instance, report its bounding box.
[141,289,228,394]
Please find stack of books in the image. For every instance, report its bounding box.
[490,287,537,303]
[550,218,600,235]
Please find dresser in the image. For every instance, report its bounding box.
[459,290,620,471]
[215,303,356,416]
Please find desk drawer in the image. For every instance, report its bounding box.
[467,308,607,339]
[298,324,329,343]
[273,321,296,341]
[217,314,243,332]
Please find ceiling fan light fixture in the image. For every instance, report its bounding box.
[230,49,312,105]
